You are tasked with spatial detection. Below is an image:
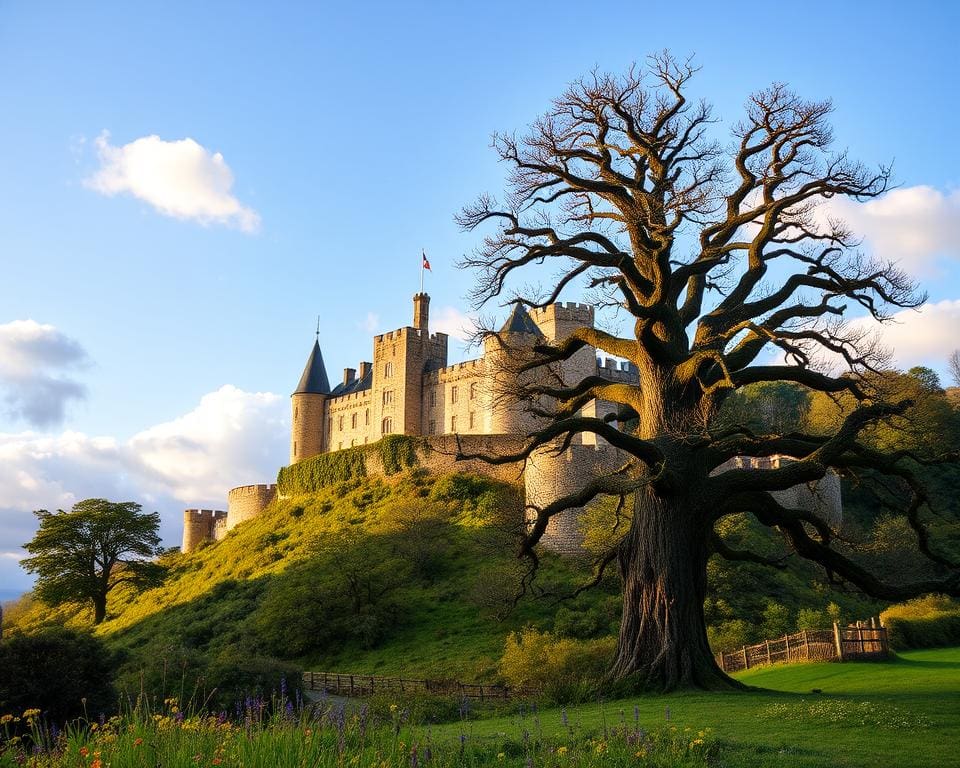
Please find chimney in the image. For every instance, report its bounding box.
[343,368,356,386]
[413,292,430,331]
[358,361,372,380]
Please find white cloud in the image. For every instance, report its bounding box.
[826,186,960,274]
[86,132,260,233]
[0,320,89,428]
[432,306,478,342]
[0,386,288,590]
[848,299,960,372]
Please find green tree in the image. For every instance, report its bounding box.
[457,55,960,690]
[22,499,165,624]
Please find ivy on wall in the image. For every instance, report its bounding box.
[277,435,424,494]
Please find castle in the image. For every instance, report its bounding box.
[182,293,842,553]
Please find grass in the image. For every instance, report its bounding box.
[2,649,955,767]
[433,647,960,768]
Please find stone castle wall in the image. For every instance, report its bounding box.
[226,483,278,532]
[182,508,227,553]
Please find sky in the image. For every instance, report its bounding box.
[1,0,959,596]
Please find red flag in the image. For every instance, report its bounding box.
[422,251,431,271]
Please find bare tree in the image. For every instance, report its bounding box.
[949,350,960,387]
[457,54,960,691]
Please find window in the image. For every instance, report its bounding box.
[327,418,332,435]
[429,390,436,407]
[451,415,458,432]
[381,417,393,434]
[384,361,394,378]
[293,441,297,456]
[365,408,370,425]
[451,385,458,403]
[469,383,477,400]
[337,442,342,450]
[338,415,344,430]
[382,390,394,406]
[351,413,357,429]
[469,412,475,429]
[428,419,436,434]
[294,406,299,420]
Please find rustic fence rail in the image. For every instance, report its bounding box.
[302,672,539,701]
[716,619,889,673]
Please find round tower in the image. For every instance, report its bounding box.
[290,337,331,463]
[484,302,546,435]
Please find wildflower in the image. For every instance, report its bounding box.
[91,761,102,768]
[595,742,606,754]
[390,704,398,713]
[556,746,568,756]
[22,708,40,719]
[212,760,223,766]
[497,753,505,761]
[134,738,144,747]
[0,714,12,725]
[79,747,90,757]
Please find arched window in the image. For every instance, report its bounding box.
[385,361,394,378]
[351,413,357,429]
[338,415,344,430]
[365,409,370,425]
[381,417,393,434]
[469,383,477,400]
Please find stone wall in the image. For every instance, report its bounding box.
[422,361,489,436]
[226,483,278,531]
[326,389,374,451]
[290,392,326,463]
[182,508,227,553]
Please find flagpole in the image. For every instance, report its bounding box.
[420,250,424,294]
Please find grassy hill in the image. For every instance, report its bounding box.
[4,464,888,699]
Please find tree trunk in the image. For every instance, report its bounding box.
[92,593,107,625]
[609,487,742,691]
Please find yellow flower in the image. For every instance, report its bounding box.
[595,742,606,754]
[1,714,13,724]
[497,753,505,761]
[389,704,398,713]
[22,709,41,718]
[556,746,568,756]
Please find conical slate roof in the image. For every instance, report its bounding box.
[293,339,331,395]
[499,302,544,337]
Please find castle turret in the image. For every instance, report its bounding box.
[290,338,331,463]
[413,292,430,330]
[485,303,546,434]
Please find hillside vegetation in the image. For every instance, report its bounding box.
[5,456,901,706]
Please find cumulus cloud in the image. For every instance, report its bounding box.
[0,386,288,592]
[825,186,960,274]
[0,320,89,428]
[86,132,260,233]
[847,299,960,372]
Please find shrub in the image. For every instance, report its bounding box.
[881,595,960,650]
[760,600,793,639]
[0,626,115,722]
[796,608,832,631]
[499,627,615,703]
[707,619,754,653]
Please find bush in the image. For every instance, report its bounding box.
[881,595,960,650]
[0,627,115,722]
[499,627,615,704]
[707,619,754,653]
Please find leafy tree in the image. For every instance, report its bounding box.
[949,350,960,388]
[457,54,960,690]
[22,499,165,625]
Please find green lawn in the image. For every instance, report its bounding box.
[440,648,960,768]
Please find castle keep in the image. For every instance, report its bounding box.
[182,293,841,553]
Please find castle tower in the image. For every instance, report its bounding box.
[290,338,331,463]
[413,292,429,330]
[484,303,546,435]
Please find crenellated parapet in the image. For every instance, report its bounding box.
[227,483,278,531]
[182,508,227,553]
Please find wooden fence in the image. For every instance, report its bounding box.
[302,672,538,701]
[716,619,889,673]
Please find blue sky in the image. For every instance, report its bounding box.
[1,0,959,594]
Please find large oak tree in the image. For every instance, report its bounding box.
[457,54,960,690]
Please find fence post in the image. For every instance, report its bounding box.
[765,640,772,665]
[784,634,791,661]
[742,646,749,670]
[858,625,865,655]
[803,630,810,660]
[833,622,844,661]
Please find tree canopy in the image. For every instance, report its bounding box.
[457,54,960,690]
[22,499,165,625]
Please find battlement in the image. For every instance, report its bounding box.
[181,508,227,553]
[228,483,277,496]
[184,508,227,520]
[529,302,595,321]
